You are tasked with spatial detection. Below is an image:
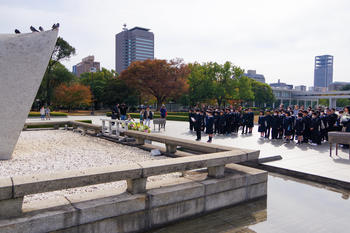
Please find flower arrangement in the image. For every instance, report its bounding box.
[128,122,151,133]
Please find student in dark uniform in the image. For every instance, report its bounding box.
[327,108,338,132]
[320,111,328,142]
[194,109,203,141]
[200,111,205,132]
[218,110,226,134]
[271,110,280,140]
[310,112,321,145]
[264,110,272,139]
[278,111,286,139]
[247,108,254,134]
[206,110,214,143]
[258,111,266,138]
[225,109,231,135]
[241,109,249,134]
[213,110,220,134]
[295,112,305,145]
[283,112,294,143]
[233,109,240,133]
[189,109,195,131]
[302,110,311,143]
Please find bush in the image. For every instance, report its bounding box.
[28,111,68,117]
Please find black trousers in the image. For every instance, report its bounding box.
[271,127,278,139]
[196,130,201,140]
[189,122,194,131]
[265,127,271,138]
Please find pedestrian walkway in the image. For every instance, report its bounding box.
[26,117,350,186]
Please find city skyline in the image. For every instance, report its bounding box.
[1,0,349,87]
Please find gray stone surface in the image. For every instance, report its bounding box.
[0,197,23,219]
[0,30,58,160]
[147,182,204,208]
[127,178,147,194]
[12,163,142,198]
[0,178,12,200]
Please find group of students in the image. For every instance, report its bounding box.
[189,107,255,143]
[257,105,350,146]
[189,105,350,146]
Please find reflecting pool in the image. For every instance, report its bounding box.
[150,174,350,233]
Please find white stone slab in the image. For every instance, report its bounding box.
[0,30,58,159]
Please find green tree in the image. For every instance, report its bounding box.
[101,78,139,108]
[237,75,254,104]
[187,63,214,105]
[250,79,275,107]
[36,62,75,103]
[79,68,117,109]
[42,37,76,105]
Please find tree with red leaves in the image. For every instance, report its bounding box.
[119,59,189,110]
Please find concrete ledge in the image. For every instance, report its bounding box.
[11,164,142,198]
[0,178,12,200]
[150,197,205,226]
[147,182,204,208]
[0,165,267,233]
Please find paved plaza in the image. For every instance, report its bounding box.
[26,116,350,185]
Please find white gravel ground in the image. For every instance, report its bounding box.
[0,130,179,203]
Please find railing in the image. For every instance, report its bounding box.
[0,149,258,218]
[101,119,128,137]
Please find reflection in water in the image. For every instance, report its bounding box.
[150,174,350,233]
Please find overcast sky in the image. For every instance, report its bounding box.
[1,0,349,86]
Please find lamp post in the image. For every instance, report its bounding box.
[90,67,97,115]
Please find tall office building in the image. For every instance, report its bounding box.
[115,25,154,74]
[72,55,100,77]
[244,70,266,83]
[314,55,333,89]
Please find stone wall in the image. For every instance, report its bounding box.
[0,164,267,233]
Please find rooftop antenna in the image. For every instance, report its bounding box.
[123,23,127,31]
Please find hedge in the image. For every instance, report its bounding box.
[28,111,68,117]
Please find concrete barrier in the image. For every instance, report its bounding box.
[0,165,267,233]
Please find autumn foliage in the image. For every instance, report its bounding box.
[53,83,92,111]
[119,59,189,109]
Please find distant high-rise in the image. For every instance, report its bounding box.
[244,70,266,83]
[72,55,100,77]
[115,25,154,74]
[314,55,333,89]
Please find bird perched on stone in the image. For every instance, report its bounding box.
[30,26,39,32]
[14,29,20,34]
[39,26,44,32]
[52,23,60,30]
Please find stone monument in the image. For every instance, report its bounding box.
[0,29,58,160]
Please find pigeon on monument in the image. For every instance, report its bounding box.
[52,23,60,30]
[30,26,39,32]
[14,29,20,34]
[39,26,44,32]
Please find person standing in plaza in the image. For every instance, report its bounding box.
[119,103,128,121]
[139,108,145,125]
[40,106,45,120]
[247,108,254,134]
[310,112,321,145]
[206,110,214,143]
[258,111,266,138]
[295,112,305,145]
[45,106,51,120]
[160,104,167,119]
[143,106,153,127]
[193,109,203,141]
[189,109,195,131]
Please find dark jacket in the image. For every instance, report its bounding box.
[194,113,202,131]
[143,111,153,120]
